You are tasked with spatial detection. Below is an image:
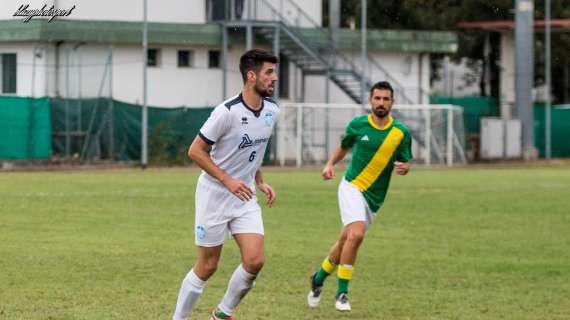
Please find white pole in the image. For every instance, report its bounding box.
[446,107,453,167]
[296,104,303,168]
[425,108,431,165]
[279,106,286,167]
[545,0,552,159]
[360,0,367,108]
[142,0,148,168]
[31,43,37,97]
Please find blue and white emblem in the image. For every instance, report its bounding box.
[196,225,206,240]
[264,112,274,127]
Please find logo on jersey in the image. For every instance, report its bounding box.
[238,133,269,149]
[264,112,274,127]
[241,117,248,125]
[239,134,253,148]
[196,225,206,240]
[361,135,369,141]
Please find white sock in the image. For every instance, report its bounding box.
[172,269,207,320]
[217,264,257,315]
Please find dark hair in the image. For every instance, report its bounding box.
[239,49,279,83]
[369,81,394,98]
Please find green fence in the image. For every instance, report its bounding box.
[50,98,214,163]
[534,104,570,158]
[0,96,51,160]
[3,96,568,162]
[431,97,570,158]
[430,96,499,136]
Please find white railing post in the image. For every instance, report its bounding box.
[446,106,454,167]
[425,108,431,165]
[296,104,303,167]
[279,105,286,167]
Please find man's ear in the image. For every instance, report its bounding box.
[247,70,256,82]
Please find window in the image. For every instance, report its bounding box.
[0,53,17,94]
[209,50,221,68]
[279,54,289,98]
[147,48,161,67]
[178,50,194,68]
[206,0,227,21]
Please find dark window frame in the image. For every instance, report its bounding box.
[1,53,17,94]
[177,50,194,68]
[147,48,161,67]
[208,50,221,69]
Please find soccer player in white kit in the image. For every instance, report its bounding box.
[172,49,279,320]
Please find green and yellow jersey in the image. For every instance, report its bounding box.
[341,114,412,212]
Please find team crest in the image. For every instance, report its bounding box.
[196,225,206,240]
[264,112,273,127]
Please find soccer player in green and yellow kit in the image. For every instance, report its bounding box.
[307,81,412,311]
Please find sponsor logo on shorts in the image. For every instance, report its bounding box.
[196,225,206,240]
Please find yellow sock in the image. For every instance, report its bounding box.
[337,264,354,280]
[322,257,337,274]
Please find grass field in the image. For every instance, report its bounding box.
[1,165,569,320]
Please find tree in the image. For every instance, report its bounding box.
[325,0,570,102]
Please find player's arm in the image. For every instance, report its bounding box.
[255,170,276,208]
[322,146,350,180]
[188,136,253,201]
[394,130,412,175]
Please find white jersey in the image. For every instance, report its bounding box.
[198,93,279,187]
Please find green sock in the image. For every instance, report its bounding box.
[336,278,349,297]
[314,256,337,286]
[314,267,330,286]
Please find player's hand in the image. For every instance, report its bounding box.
[257,182,276,208]
[394,161,410,175]
[221,176,253,201]
[322,164,334,180]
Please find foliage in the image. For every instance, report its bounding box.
[328,0,570,101]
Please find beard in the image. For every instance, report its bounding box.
[373,107,390,118]
[254,81,274,97]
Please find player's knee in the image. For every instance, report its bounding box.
[243,255,265,274]
[200,259,219,278]
[347,229,365,244]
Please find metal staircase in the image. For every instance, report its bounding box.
[222,0,459,164]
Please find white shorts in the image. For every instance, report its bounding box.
[338,178,375,227]
[194,175,264,247]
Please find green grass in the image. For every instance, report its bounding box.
[1,165,569,319]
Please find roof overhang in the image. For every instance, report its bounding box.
[0,19,458,53]
[458,19,570,33]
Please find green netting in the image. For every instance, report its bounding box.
[50,98,214,163]
[534,104,570,158]
[0,96,51,160]
[430,96,500,136]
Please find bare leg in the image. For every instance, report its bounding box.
[338,221,366,265]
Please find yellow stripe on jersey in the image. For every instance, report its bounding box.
[350,126,404,192]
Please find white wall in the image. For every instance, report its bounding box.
[113,45,246,107]
[3,0,207,23]
[3,40,434,107]
[0,43,47,97]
